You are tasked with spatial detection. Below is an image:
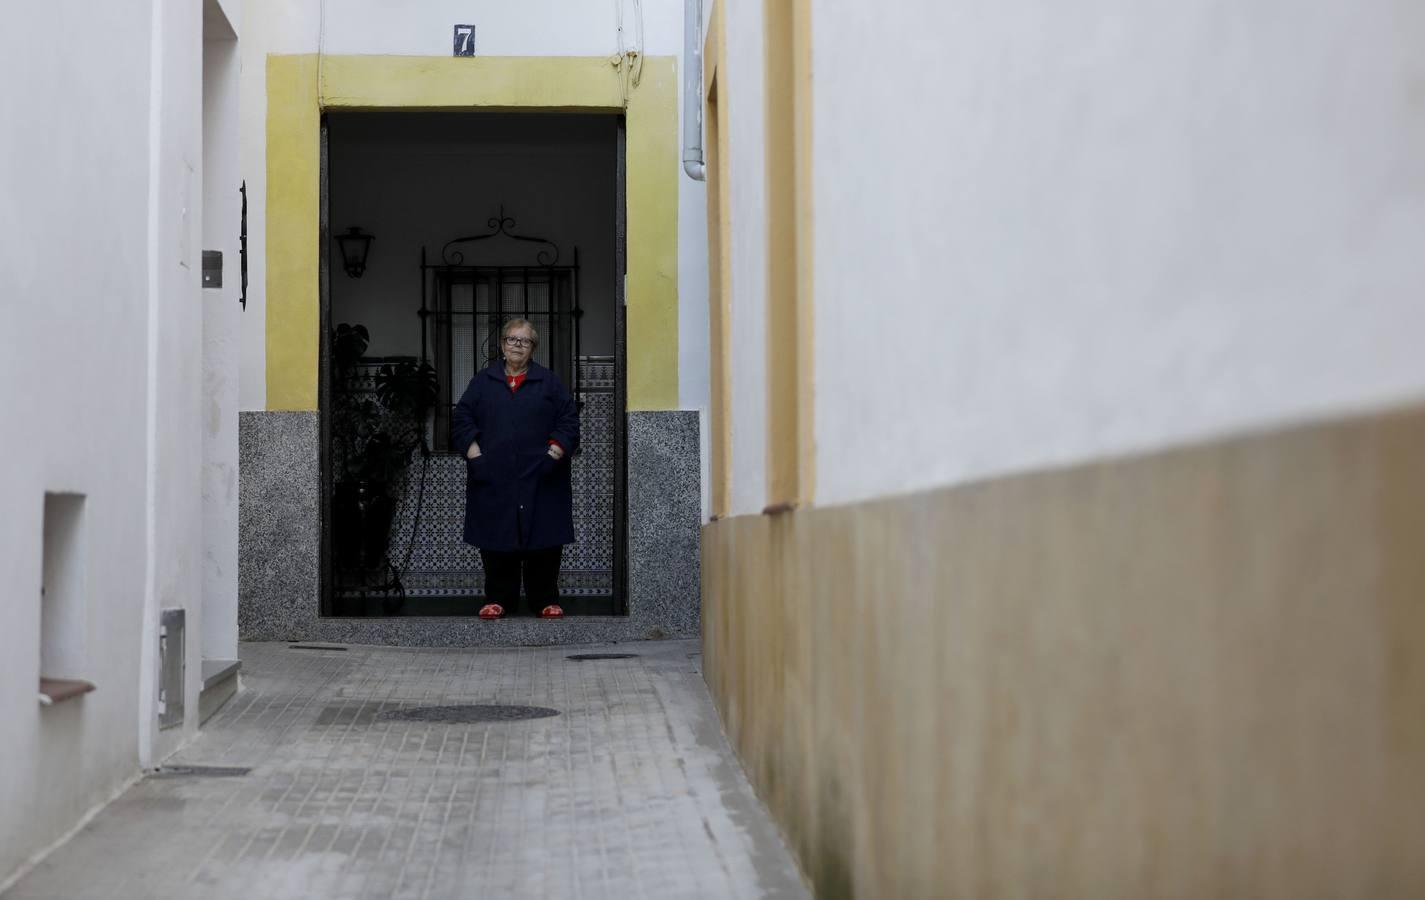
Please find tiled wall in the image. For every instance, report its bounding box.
[375,359,618,600]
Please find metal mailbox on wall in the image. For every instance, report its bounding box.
[159,607,185,729]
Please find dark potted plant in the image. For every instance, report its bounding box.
[330,323,438,580]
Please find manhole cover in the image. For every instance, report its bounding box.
[149,765,252,778]
[567,653,639,661]
[378,705,560,724]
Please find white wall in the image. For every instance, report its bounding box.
[329,112,618,361]
[238,0,317,410]
[138,0,209,768]
[202,7,241,663]
[0,0,151,874]
[722,0,769,516]
[239,0,709,417]
[213,0,240,36]
[676,49,711,517]
[319,0,680,58]
[0,0,213,883]
[808,0,1425,507]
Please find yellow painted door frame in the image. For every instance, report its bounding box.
[703,7,733,519]
[263,54,680,412]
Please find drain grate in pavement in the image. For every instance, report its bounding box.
[378,704,560,724]
[149,765,252,778]
[290,643,348,651]
[567,653,639,661]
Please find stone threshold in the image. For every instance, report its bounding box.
[200,659,241,692]
[199,658,242,726]
[283,614,688,648]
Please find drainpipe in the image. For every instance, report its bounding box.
[682,0,706,181]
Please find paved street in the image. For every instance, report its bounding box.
[6,641,808,900]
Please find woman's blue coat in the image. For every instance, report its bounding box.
[450,361,580,551]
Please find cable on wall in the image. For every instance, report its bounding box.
[316,0,327,105]
[612,0,645,107]
[630,0,644,87]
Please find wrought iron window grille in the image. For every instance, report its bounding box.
[420,207,584,454]
[239,181,248,310]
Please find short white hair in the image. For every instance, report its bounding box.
[500,317,540,349]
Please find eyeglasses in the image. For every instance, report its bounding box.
[502,336,534,348]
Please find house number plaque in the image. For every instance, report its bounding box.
[453,25,476,57]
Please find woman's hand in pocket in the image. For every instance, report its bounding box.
[466,441,482,460]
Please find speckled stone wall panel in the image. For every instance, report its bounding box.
[238,411,320,641]
[299,616,645,648]
[237,410,701,647]
[627,410,701,638]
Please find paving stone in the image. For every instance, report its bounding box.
[6,641,808,900]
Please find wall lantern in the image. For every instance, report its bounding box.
[336,226,374,278]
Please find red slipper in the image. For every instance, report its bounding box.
[478,603,504,620]
[539,604,564,619]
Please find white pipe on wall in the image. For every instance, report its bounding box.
[682,0,705,181]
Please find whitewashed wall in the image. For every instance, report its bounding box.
[202,16,241,664]
[329,113,618,361]
[721,0,770,516]
[808,0,1425,507]
[0,1,151,881]
[238,0,317,411]
[239,0,709,416]
[213,0,240,36]
[0,0,223,884]
[137,0,209,772]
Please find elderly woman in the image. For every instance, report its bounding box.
[451,318,580,619]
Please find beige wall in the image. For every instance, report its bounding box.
[703,405,1425,898]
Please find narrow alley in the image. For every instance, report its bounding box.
[6,642,808,900]
[7,0,1425,896]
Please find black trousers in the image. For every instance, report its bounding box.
[479,546,563,613]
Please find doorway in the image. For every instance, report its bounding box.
[320,111,626,617]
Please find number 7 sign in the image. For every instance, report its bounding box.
[453,25,476,57]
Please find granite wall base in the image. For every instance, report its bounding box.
[238,411,320,641]
[627,410,702,638]
[238,409,700,646]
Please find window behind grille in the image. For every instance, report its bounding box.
[430,267,577,453]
